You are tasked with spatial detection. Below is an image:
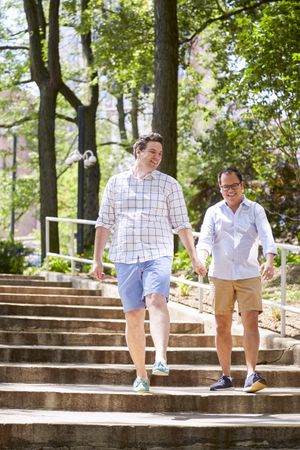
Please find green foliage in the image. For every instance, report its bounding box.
[42,256,71,274]
[181,2,300,241]
[0,239,30,274]
[172,248,195,280]
[23,265,40,276]
[274,249,300,268]
[272,307,281,322]
[178,282,191,297]
[172,248,191,272]
[90,0,154,93]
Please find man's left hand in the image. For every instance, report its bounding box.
[260,262,274,281]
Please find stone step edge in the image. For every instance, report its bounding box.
[0,344,289,354]
[1,382,300,394]
[0,409,299,427]
[0,362,298,371]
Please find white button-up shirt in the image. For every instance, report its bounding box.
[197,196,277,280]
[95,169,191,263]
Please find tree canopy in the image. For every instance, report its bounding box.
[0,0,299,252]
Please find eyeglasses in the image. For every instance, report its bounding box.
[220,182,241,191]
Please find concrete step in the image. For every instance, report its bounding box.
[0,383,299,414]
[0,316,204,333]
[0,303,126,319]
[0,279,73,287]
[0,285,102,296]
[0,293,120,306]
[0,363,299,387]
[0,345,293,365]
[0,331,244,347]
[0,274,43,280]
[1,409,299,450]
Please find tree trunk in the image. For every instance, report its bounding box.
[117,94,128,142]
[80,0,100,250]
[23,0,61,259]
[83,103,100,249]
[39,83,59,256]
[152,0,178,180]
[131,89,139,140]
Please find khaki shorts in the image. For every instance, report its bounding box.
[209,277,262,315]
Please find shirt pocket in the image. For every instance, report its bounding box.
[237,212,257,240]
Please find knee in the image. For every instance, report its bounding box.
[125,309,145,328]
[216,319,231,336]
[146,293,166,310]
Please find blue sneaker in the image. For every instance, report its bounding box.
[133,377,150,394]
[152,361,170,376]
[210,375,234,391]
[244,372,267,393]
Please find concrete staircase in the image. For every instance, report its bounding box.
[0,275,299,450]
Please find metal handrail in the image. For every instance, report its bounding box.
[45,216,300,337]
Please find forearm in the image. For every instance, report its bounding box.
[265,253,275,266]
[93,226,111,263]
[178,228,197,261]
[197,249,209,264]
[178,228,207,276]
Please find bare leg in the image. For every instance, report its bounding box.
[240,310,260,376]
[215,313,233,376]
[125,308,148,379]
[146,294,170,363]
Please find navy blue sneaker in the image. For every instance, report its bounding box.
[244,372,267,393]
[210,375,234,391]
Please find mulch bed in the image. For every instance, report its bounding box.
[170,286,300,340]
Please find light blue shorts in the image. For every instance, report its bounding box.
[115,256,173,313]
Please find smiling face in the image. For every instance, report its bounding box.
[219,171,244,211]
[135,140,163,172]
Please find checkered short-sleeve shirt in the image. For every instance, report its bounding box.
[95,169,191,263]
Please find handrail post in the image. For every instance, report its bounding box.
[198,276,203,313]
[280,248,287,337]
[71,221,75,277]
[45,217,50,281]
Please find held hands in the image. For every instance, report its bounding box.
[89,261,105,281]
[260,262,274,281]
[191,256,207,277]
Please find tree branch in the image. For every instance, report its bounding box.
[97,141,133,154]
[59,82,82,110]
[56,113,76,123]
[0,45,29,51]
[0,115,36,129]
[23,0,49,83]
[181,0,281,45]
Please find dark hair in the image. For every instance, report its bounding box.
[217,167,243,184]
[133,132,163,158]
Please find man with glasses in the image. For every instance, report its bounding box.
[197,167,277,393]
[91,132,206,394]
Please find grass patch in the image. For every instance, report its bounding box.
[263,284,300,304]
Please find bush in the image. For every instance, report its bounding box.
[0,240,31,274]
[172,248,196,280]
[42,256,71,273]
[274,249,300,267]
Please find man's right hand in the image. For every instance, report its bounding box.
[90,261,105,281]
[191,256,207,277]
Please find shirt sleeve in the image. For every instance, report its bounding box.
[254,203,278,256]
[95,177,116,230]
[167,181,191,233]
[196,207,215,255]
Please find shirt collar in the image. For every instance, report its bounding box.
[130,167,157,180]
